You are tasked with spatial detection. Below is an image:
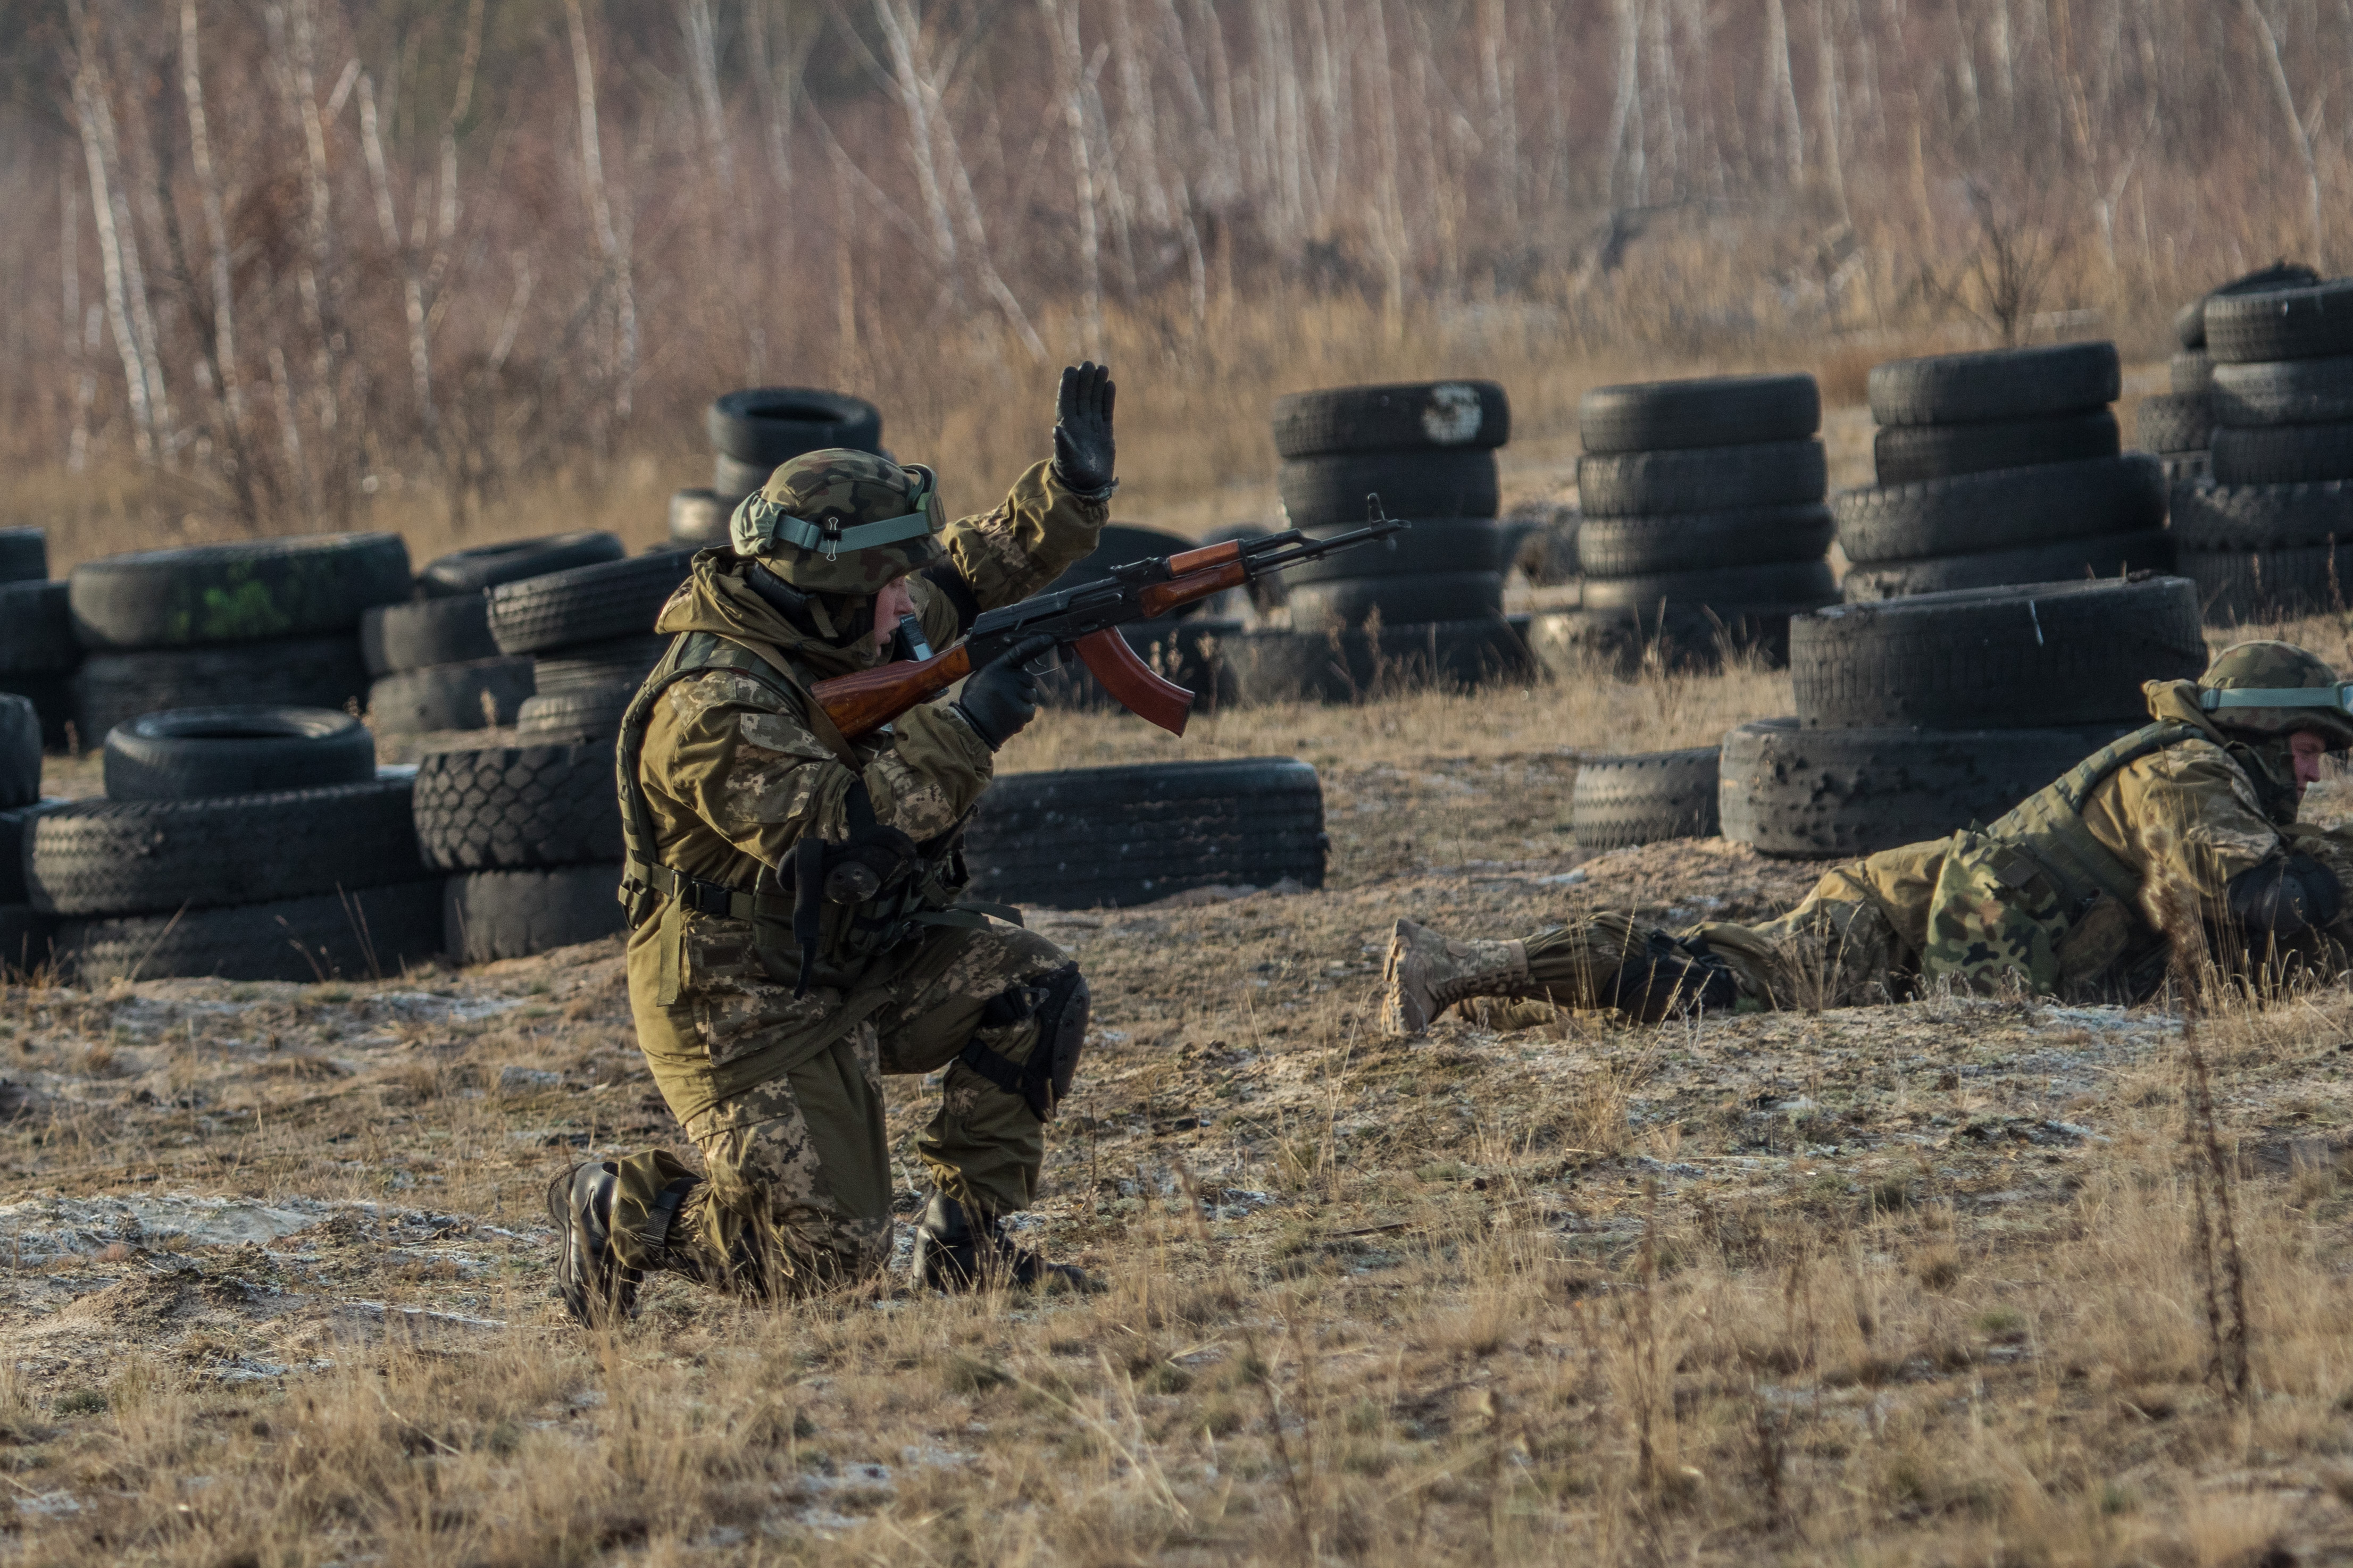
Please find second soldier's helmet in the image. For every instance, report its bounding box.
[729,448,946,596]
[2198,640,2353,750]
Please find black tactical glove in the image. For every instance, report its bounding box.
[954,633,1058,750]
[2225,851,2345,936]
[1052,362,1117,494]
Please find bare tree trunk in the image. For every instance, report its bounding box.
[2242,0,2326,265]
[1365,0,1407,328]
[1764,0,1804,181]
[1107,0,1171,227]
[67,19,158,465]
[1815,0,1850,221]
[358,74,437,438]
[869,0,969,310]
[61,162,94,475]
[565,0,636,420]
[1605,0,1642,207]
[1481,0,1520,232]
[1040,0,1104,353]
[180,0,242,435]
[747,1,815,198]
[284,0,346,452]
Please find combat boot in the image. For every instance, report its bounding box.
[912,1192,1095,1294]
[548,1161,640,1327]
[1380,919,1533,1035]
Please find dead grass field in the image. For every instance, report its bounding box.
[2,601,2353,1563]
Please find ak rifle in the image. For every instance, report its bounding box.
[811,516,1408,740]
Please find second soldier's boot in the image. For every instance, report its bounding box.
[548,1161,641,1327]
[1380,919,1534,1036]
[912,1192,1095,1294]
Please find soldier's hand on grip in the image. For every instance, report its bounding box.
[955,633,1058,750]
[1053,362,1116,493]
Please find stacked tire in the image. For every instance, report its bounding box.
[2172,274,2353,622]
[489,549,696,743]
[413,741,625,962]
[0,529,80,749]
[68,534,409,745]
[1555,374,1837,668]
[1569,749,1721,849]
[1246,381,1529,697]
[0,694,55,970]
[361,534,622,736]
[29,708,443,981]
[1718,577,2207,858]
[2156,262,2317,489]
[670,388,885,548]
[1832,343,2169,602]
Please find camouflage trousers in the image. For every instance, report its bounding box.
[610,911,1072,1297]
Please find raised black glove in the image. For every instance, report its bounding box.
[954,633,1058,750]
[1052,362,1117,493]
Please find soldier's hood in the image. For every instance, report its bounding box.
[656,550,889,680]
[2144,678,2303,825]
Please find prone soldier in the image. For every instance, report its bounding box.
[550,365,1122,1322]
[1381,641,2353,1031]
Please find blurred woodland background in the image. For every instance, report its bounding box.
[0,0,2343,548]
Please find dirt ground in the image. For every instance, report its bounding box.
[6,650,2353,1564]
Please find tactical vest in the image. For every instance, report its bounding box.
[614,630,982,996]
[1984,719,2209,913]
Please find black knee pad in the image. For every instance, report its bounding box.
[959,963,1089,1121]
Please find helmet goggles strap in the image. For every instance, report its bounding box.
[733,463,945,561]
[2200,685,2353,714]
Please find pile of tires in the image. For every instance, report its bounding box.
[68,534,410,746]
[1553,373,1837,668]
[2172,273,2353,622]
[488,549,696,742]
[1833,344,2170,602]
[0,529,80,749]
[413,741,625,962]
[362,533,622,736]
[1719,577,2206,858]
[0,694,55,969]
[670,388,885,548]
[29,707,443,981]
[964,758,1325,909]
[1036,524,1238,711]
[2140,264,2314,490]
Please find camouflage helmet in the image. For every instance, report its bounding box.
[729,448,946,596]
[2197,640,2353,749]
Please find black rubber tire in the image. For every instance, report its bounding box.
[1872,410,2118,486]
[533,636,667,694]
[1576,441,1826,517]
[0,582,73,677]
[27,778,421,917]
[1270,381,1510,460]
[1278,450,1499,529]
[2212,357,2353,426]
[68,533,411,651]
[415,532,624,599]
[0,800,63,904]
[1580,560,1837,614]
[2175,542,2353,623]
[1576,374,1820,454]
[0,530,46,584]
[1045,524,1201,616]
[72,637,371,748]
[1284,572,1505,630]
[1224,620,1532,702]
[2136,393,2214,455]
[0,697,36,810]
[1719,718,2133,859]
[1839,532,2173,601]
[444,865,626,963]
[707,388,883,465]
[1575,505,1832,577]
[0,675,72,752]
[670,489,735,547]
[360,596,498,676]
[1526,603,1808,676]
[2170,477,2353,549]
[2177,262,2322,350]
[2206,277,2353,364]
[412,742,620,871]
[486,550,695,656]
[1282,519,1505,584]
[2173,352,2215,395]
[516,686,634,740]
[1867,343,2120,426]
[1830,455,2166,566]
[102,705,373,801]
[58,880,443,983]
[2163,452,2213,488]
[1789,576,2205,730]
[2209,423,2353,486]
[714,452,774,499]
[1571,749,1721,848]
[964,758,1326,909]
[0,904,53,974]
[1036,619,1240,714]
[369,659,536,735]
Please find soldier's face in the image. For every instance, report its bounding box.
[873,576,917,651]
[2290,731,2329,794]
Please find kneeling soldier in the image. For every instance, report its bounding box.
[1382,641,2353,1031]
[552,366,1121,1322]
